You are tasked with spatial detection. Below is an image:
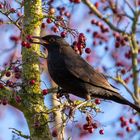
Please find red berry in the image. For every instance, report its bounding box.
[21,41,27,47]
[0,83,4,89]
[26,42,31,48]
[29,79,35,85]
[126,126,132,132]
[6,80,14,87]
[26,35,32,41]
[60,31,67,38]
[64,12,71,18]
[10,36,19,42]
[74,0,81,3]
[115,42,120,48]
[52,26,59,32]
[0,4,3,9]
[85,48,91,54]
[41,23,46,28]
[52,129,58,137]
[121,69,126,74]
[17,12,22,17]
[13,67,20,72]
[95,2,99,8]
[88,127,94,133]
[99,129,104,135]
[2,99,8,105]
[121,121,128,127]
[15,96,21,103]
[129,118,135,124]
[5,71,11,77]
[10,8,16,13]
[34,121,40,128]
[120,116,125,122]
[15,73,21,79]
[46,18,52,24]
[91,19,97,24]
[42,89,48,95]
[83,124,89,130]
[95,98,101,104]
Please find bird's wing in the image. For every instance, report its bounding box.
[63,48,118,93]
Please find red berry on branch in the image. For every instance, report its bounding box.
[129,118,135,124]
[95,98,101,104]
[46,18,52,24]
[15,95,21,103]
[15,73,21,79]
[126,126,132,132]
[21,41,27,47]
[17,12,22,17]
[5,71,11,77]
[10,8,16,13]
[120,116,125,122]
[13,67,20,72]
[42,89,48,95]
[99,129,104,135]
[10,36,19,42]
[6,80,14,87]
[29,79,36,85]
[83,123,89,130]
[0,83,4,89]
[88,127,94,133]
[52,26,59,33]
[41,23,46,28]
[121,121,128,127]
[2,98,8,105]
[85,48,91,54]
[52,129,58,137]
[26,35,32,41]
[73,0,81,3]
[95,2,99,8]
[0,4,3,9]
[121,69,126,74]
[26,42,31,48]
[61,31,67,38]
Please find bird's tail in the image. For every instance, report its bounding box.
[108,93,140,113]
[91,91,140,113]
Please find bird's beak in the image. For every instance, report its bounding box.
[30,36,49,46]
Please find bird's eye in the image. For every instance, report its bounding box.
[48,38,55,42]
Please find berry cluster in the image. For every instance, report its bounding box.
[113,33,128,48]
[91,19,109,33]
[119,115,140,133]
[82,115,104,135]
[72,33,91,55]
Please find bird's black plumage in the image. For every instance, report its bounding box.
[32,35,140,113]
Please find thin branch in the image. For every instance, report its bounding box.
[106,75,139,103]
[124,0,135,14]
[82,0,128,34]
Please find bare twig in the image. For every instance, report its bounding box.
[82,0,128,34]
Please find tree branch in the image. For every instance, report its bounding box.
[82,0,127,34]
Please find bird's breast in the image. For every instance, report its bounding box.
[47,53,67,84]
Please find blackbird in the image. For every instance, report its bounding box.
[31,35,140,113]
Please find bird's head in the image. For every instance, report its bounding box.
[31,35,68,51]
